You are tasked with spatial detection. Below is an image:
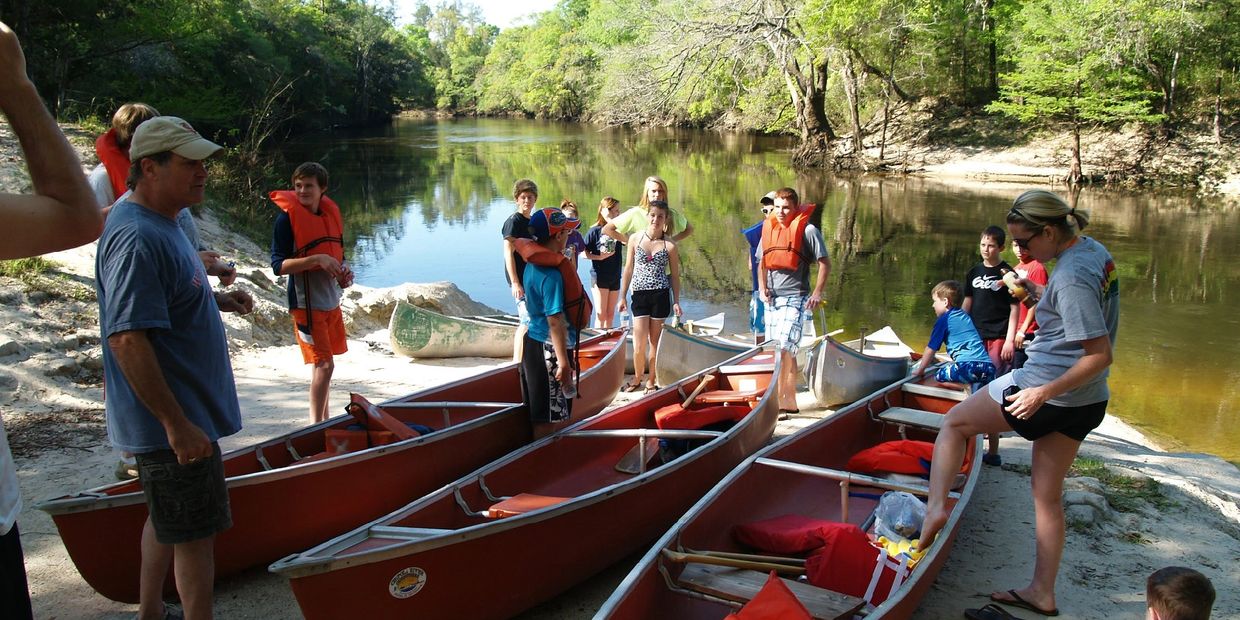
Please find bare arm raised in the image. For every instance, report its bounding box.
[0,22,102,258]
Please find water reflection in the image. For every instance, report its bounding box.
[278,118,1239,462]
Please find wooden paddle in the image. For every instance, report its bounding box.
[614,373,716,474]
[661,549,806,575]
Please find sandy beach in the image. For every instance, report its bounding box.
[2,121,1237,618]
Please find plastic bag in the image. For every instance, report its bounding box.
[872,491,926,540]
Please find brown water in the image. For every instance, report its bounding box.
[279,118,1240,462]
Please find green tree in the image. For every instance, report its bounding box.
[987,0,1165,184]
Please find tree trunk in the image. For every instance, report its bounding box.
[1215,72,1224,145]
[790,59,836,168]
[985,0,997,101]
[843,54,863,157]
[1069,120,1083,186]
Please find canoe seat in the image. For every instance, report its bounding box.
[676,564,865,620]
[877,407,944,431]
[486,493,570,518]
[693,389,762,405]
[577,343,614,359]
[901,382,968,401]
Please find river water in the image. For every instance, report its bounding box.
[279,118,1240,463]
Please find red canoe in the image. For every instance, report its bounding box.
[595,373,976,620]
[268,347,779,619]
[36,329,627,603]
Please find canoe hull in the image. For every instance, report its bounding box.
[273,349,778,620]
[654,326,752,387]
[596,373,976,619]
[389,300,515,358]
[39,330,626,603]
[806,328,912,407]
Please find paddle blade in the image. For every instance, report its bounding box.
[615,438,660,474]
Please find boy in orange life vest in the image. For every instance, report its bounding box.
[758,187,831,413]
[520,208,583,438]
[270,162,353,423]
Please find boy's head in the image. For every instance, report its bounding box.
[292,162,329,209]
[529,207,579,250]
[1147,567,1214,620]
[559,199,578,220]
[979,225,1005,264]
[112,103,160,151]
[772,187,800,225]
[513,179,538,213]
[931,280,963,315]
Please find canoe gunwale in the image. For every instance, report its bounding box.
[36,331,626,516]
[594,370,978,619]
[269,347,778,578]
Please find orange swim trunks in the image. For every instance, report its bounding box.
[290,306,347,364]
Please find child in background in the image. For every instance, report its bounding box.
[1147,566,1215,620]
[1011,236,1049,369]
[270,162,353,423]
[912,281,996,387]
[584,197,623,328]
[559,200,588,268]
[963,225,1019,466]
[502,179,539,361]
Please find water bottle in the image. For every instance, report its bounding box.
[621,312,631,330]
[563,381,577,399]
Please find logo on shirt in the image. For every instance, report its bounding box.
[1102,260,1119,299]
[972,275,1003,292]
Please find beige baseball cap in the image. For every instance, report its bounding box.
[129,116,223,161]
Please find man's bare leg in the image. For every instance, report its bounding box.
[137,518,173,620]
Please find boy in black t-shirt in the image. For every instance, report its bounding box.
[502,179,539,361]
[963,225,1018,466]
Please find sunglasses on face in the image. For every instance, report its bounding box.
[1012,228,1042,250]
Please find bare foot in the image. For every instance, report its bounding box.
[917,506,948,551]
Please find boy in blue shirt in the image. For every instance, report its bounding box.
[913,280,996,387]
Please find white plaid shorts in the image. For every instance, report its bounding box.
[764,295,808,355]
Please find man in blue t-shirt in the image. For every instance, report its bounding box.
[95,116,253,620]
[520,207,582,438]
[741,191,776,342]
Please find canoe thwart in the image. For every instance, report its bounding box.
[378,401,522,409]
[486,493,571,518]
[566,429,725,440]
[877,407,946,431]
[753,458,961,500]
[674,563,866,620]
[368,526,453,541]
[900,383,968,402]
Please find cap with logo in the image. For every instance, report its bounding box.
[759,191,778,206]
[529,207,580,242]
[129,116,224,161]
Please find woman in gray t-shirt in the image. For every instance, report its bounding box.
[920,189,1119,618]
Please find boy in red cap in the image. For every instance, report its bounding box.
[520,207,585,437]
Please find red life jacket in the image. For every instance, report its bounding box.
[760,203,817,272]
[512,238,593,333]
[270,190,345,262]
[95,129,130,200]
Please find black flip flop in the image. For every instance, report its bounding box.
[991,590,1059,617]
[964,603,1025,620]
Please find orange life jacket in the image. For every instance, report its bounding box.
[512,238,593,334]
[760,203,818,272]
[95,129,130,199]
[270,190,345,262]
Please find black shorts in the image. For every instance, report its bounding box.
[1002,399,1108,442]
[135,442,232,544]
[519,335,576,424]
[591,271,621,291]
[630,288,671,319]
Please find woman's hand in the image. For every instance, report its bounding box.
[1005,383,1050,420]
[672,302,682,317]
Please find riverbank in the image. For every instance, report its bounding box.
[1,118,1237,617]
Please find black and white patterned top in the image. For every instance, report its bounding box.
[632,233,671,291]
